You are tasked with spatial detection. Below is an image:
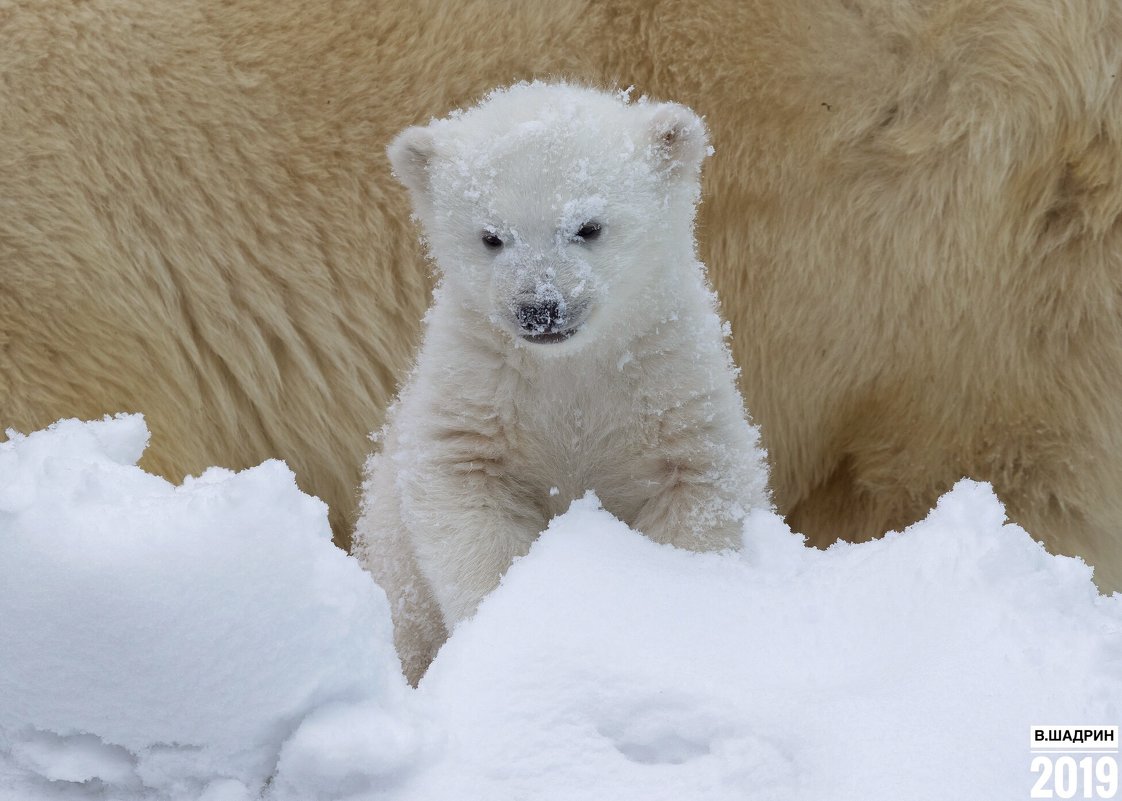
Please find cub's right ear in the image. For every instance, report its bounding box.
[387,126,437,204]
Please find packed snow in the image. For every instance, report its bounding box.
[0,417,429,801]
[1,416,1119,800]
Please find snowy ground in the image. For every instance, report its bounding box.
[1,416,1119,801]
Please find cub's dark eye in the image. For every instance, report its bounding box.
[482,231,503,249]
[575,222,602,242]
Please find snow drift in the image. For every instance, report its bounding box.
[0,417,428,801]
[408,492,1121,800]
[1,416,1119,800]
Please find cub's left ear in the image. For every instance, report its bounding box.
[647,103,709,179]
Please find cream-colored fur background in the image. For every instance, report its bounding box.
[2,0,1120,589]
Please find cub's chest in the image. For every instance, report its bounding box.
[508,361,647,448]
[502,366,665,510]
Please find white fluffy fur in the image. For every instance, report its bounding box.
[354,84,769,683]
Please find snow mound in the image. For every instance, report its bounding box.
[1,418,1119,800]
[0,416,427,801]
[407,489,1122,801]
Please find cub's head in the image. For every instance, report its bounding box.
[389,82,709,353]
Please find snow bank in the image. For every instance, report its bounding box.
[409,490,1121,800]
[1,417,1119,800]
[0,416,427,801]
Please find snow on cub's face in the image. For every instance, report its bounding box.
[388,83,709,352]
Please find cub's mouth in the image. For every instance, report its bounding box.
[520,328,579,345]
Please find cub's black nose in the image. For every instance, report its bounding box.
[516,300,564,333]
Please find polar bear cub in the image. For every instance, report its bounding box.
[355,82,770,683]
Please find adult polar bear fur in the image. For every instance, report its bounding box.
[3,0,1121,590]
[355,84,769,683]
